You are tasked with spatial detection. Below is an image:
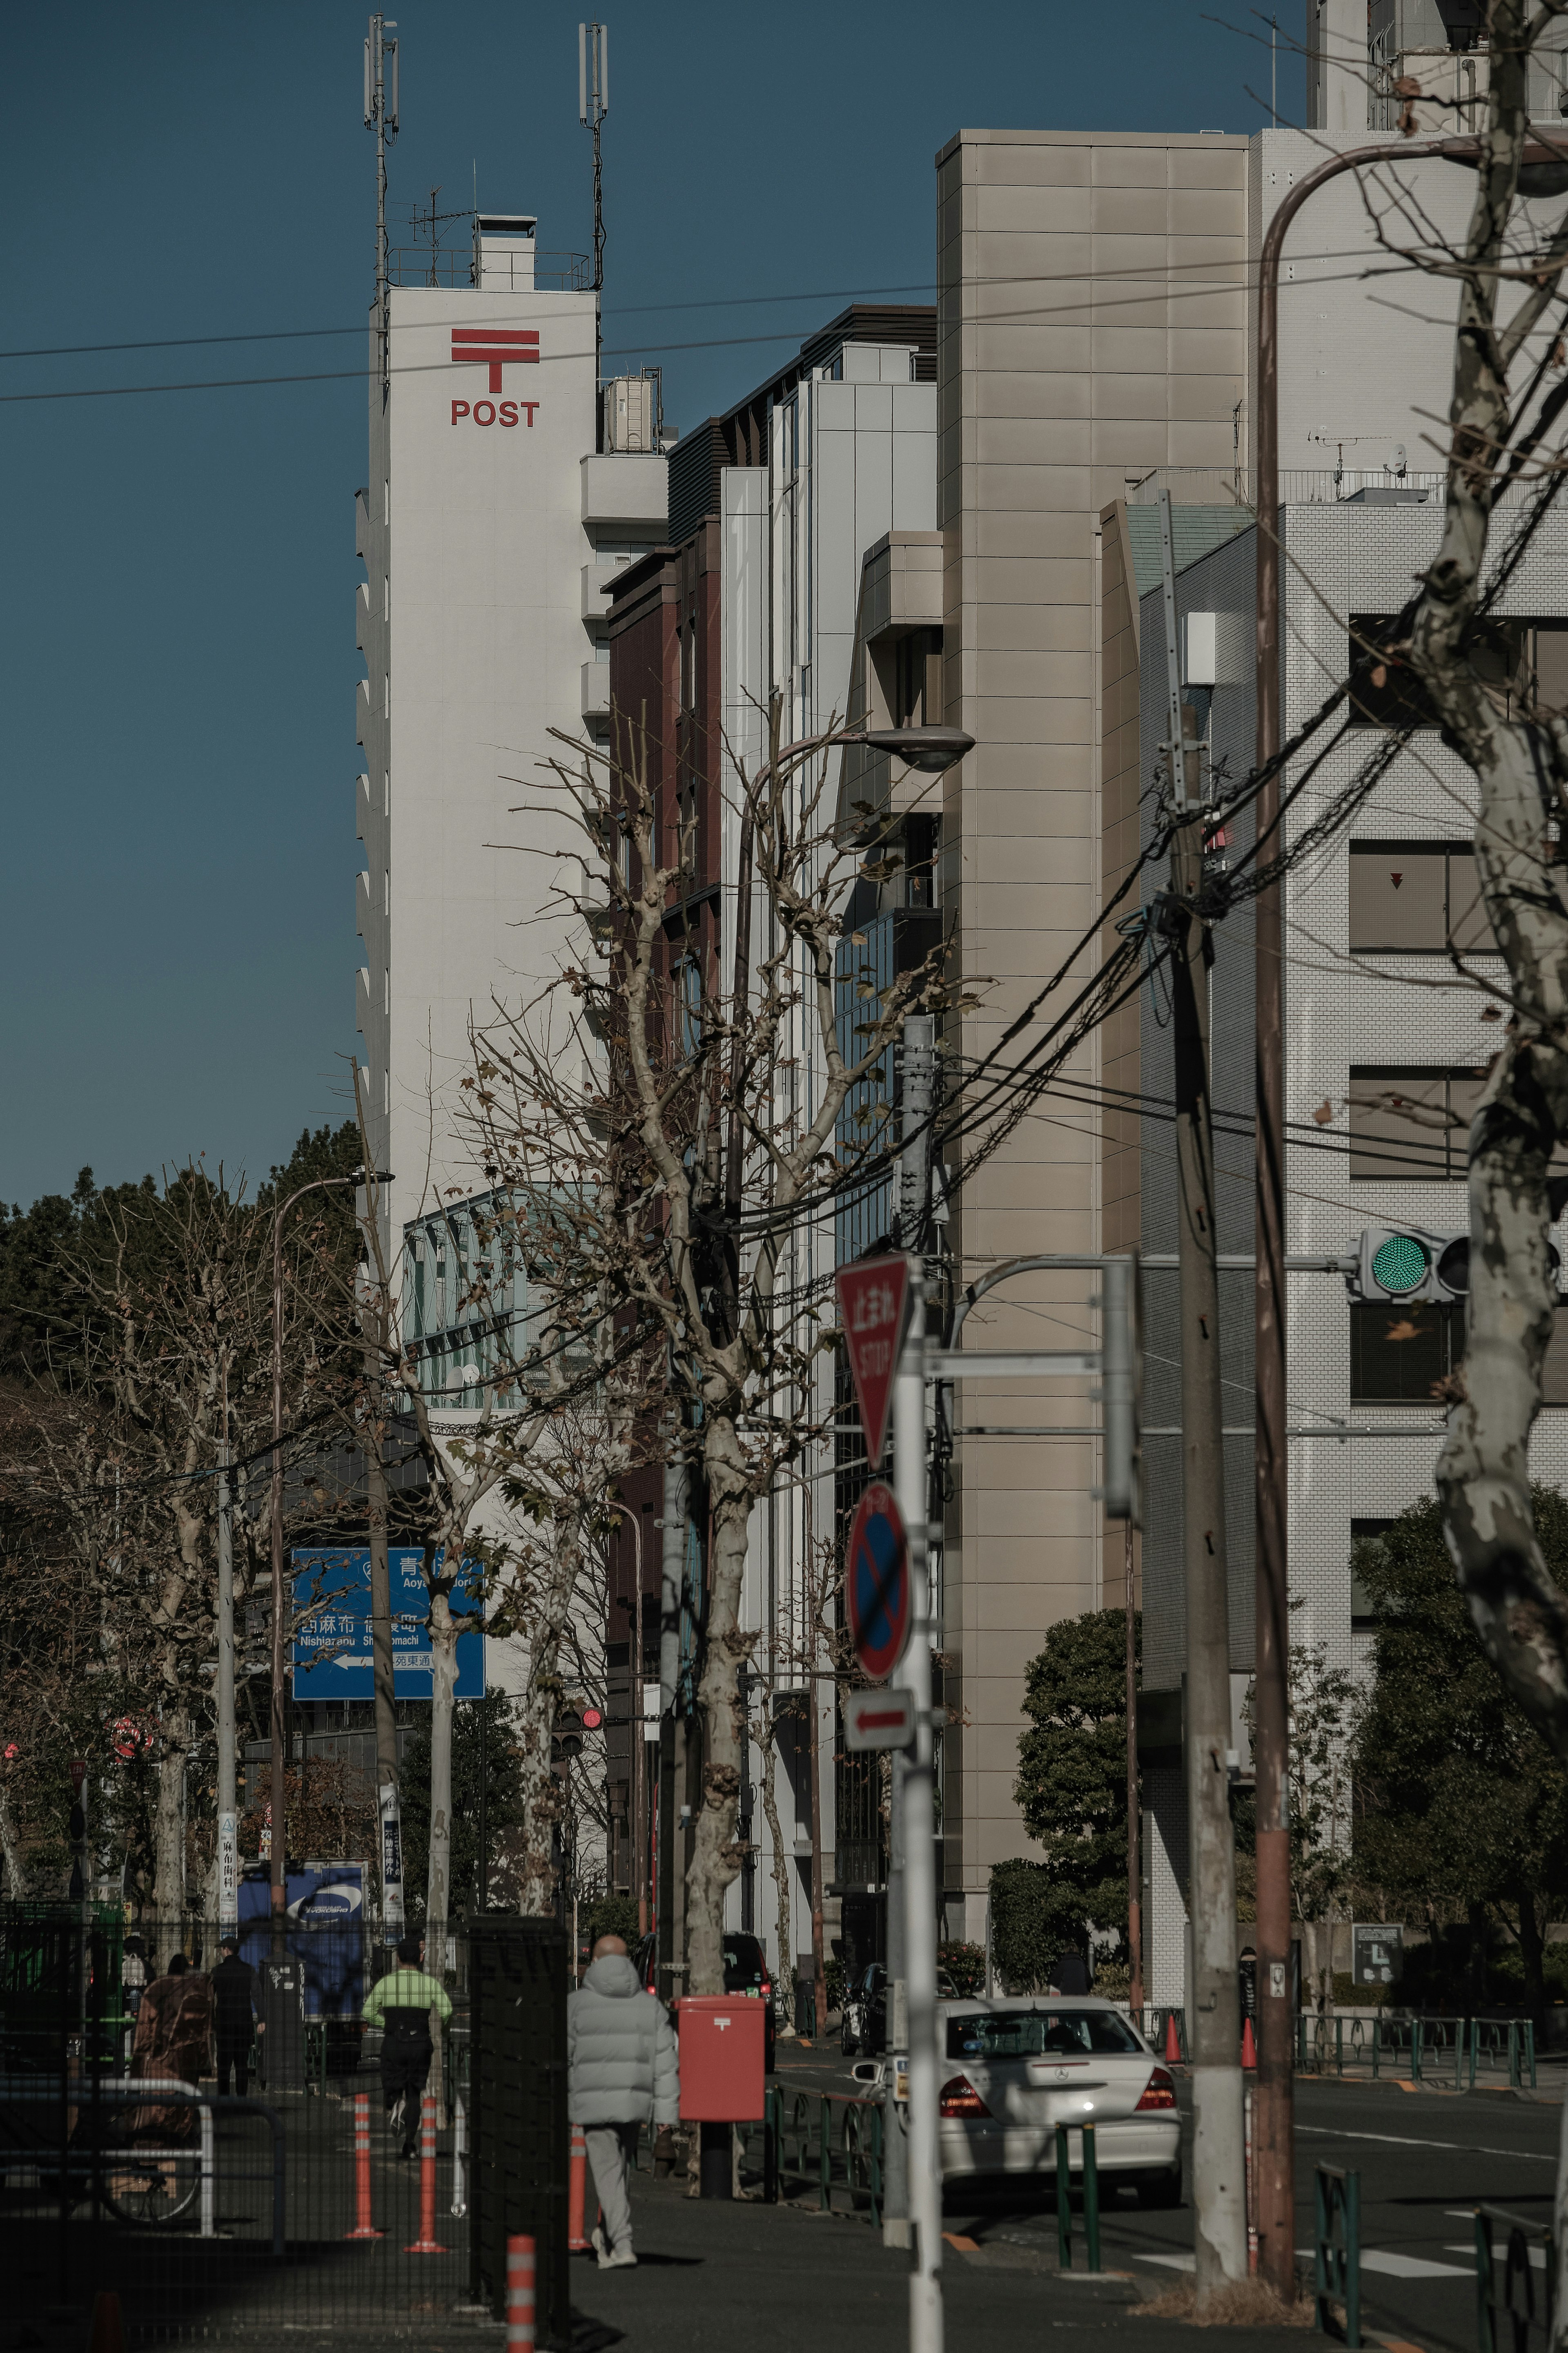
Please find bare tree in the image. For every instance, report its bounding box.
[471,698,956,1994]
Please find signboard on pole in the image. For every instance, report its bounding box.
[1352,1923,1403,1986]
[836,1254,913,1471]
[845,1481,911,1682]
[290,1550,485,1700]
[844,1687,916,1752]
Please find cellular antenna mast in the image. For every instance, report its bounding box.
[579,22,608,425]
[364,14,401,396]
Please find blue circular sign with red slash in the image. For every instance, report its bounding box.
[846,1481,911,1683]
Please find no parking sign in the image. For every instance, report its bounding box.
[845,1481,911,1683]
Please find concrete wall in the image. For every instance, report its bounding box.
[933,126,1250,1938]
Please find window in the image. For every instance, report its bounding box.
[1350,1301,1464,1403]
[1349,617,1568,728]
[1348,841,1496,955]
[945,2009,1144,2061]
[1348,1065,1488,1182]
[677,958,702,1058]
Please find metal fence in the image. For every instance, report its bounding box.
[1297,2013,1537,2088]
[1476,2205,1555,2353]
[745,2088,884,2226]
[1,1909,563,2344]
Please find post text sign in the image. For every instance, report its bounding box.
[290,1550,484,1701]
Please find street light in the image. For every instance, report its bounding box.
[859,725,973,773]
[268,1164,393,1934]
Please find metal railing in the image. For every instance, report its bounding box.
[1139,2005,1189,2062]
[1055,2121,1103,2273]
[388,248,591,291]
[1476,2204,1555,2353]
[756,2088,883,2226]
[1315,2163,1362,2349]
[1296,2013,1536,2088]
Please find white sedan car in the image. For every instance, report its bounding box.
[935,1996,1182,2205]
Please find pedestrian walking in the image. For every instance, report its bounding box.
[209,1934,262,2096]
[128,1954,214,2139]
[360,1935,452,2158]
[567,1931,679,2270]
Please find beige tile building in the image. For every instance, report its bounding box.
[933,129,1250,1938]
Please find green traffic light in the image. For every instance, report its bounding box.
[1372,1233,1430,1294]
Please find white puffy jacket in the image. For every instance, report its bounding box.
[567,1954,680,2127]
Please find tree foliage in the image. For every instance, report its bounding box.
[399,1688,528,1923]
[1353,1491,1568,2020]
[1011,1606,1136,1945]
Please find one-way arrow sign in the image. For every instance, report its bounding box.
[835,1253,913,1471]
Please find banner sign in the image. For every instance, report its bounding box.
[290,1549,485,1700]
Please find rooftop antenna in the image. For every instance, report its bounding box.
[579,22,608,434]
[364,14,400,398]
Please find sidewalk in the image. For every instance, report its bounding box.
[568,2168,1312,2353]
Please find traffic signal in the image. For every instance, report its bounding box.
[1352,1225,1470,1305]
[551,1702,604,1763]
[1352,1224,1559,1305]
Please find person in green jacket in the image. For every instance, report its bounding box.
[361,1936,453,2157]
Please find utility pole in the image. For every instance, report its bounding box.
[657,1444,685,1998]
[353,1070,403,1960]
[1125,1522,1142,2013]
[579,22,608,436]
[895,1264,940,2353]
[1160,491,1246,2299]
[883,1015,934,2253]
[364,14,400,396]
[216,1411,238,1936]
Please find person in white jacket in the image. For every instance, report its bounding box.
[566,1934,679,2268]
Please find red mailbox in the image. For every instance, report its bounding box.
[675,1995,766,2122]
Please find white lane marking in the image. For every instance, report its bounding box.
[1361,2252,1473,2279]
[1447,2243,1546,2268]
[1298,2125,1556,2162]
[1137,2253,1194,2271]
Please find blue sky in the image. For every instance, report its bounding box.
[0,1,1294,1209]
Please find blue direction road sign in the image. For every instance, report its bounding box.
[845,1482,910,1683]
[290,1550,485,1700]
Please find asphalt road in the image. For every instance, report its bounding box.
[772,2039,1564,2351]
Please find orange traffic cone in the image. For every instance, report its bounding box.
[87,2292,126,2353]
[1163,2012,1182,2065]
[1242,2016,1258,2069]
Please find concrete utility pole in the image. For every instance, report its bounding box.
[352,1071,403,1957]
[367,1303,402,1954]
[1160,491,1246,2297]
[895,1267,940,2353]
[216,1423,238,1935]
[883,1014,934,2252]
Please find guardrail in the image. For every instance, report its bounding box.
[1314,2163,1361,2349]
[1476,2204,1555,2353]
[1296,2014,1536,2088]
[756,2088,882,2226]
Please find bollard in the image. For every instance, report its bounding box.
[451,2088,468,2220]
[1081,2123,1101,2273]
[345,2091,383,2240]
[506,2233,536,2352]
[86,2291,125,2353]
[404,2092,449,2254]
[1056,2123,1072,2269]
[568,2122,592,2251]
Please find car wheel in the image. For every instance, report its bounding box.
[1138,2165,1183,2210]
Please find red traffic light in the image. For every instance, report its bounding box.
[581,1706,603,1731]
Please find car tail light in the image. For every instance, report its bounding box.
[1135,2066,1178,2111]
[940,2074,991,2119]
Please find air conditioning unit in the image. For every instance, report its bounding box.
[603,374,655,455]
